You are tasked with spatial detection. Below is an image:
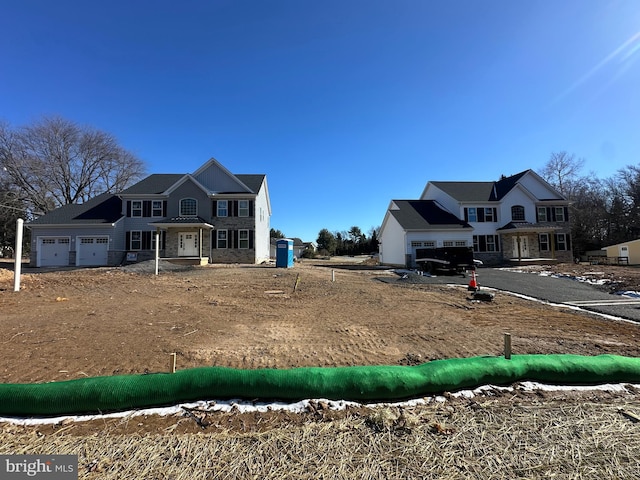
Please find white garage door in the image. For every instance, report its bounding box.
[38,237,70,267]
[77,237,109,266]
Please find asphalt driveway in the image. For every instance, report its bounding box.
[407,268,640,322]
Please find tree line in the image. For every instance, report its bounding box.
[271,226,379,257]
[538,151,640,256]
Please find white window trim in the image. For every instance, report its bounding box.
[484,208,496,222]
[468,207,477,222]
[511,205,525,222]
[556,233,567,250]
[555,207,565,222]
[538,207,547,222]
[485,235,496,251]
[239,200,249,217]
[217,229,228,249]
[239,229,249,249]
[152,200,163,217]
[151,232,163,250]
[217,200,228,217]
[180,198,197,217]
[130,230,142,250]
[132,201,142,217]
[473,235,500,252]
[539,233,550,251]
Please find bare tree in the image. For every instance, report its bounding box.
[0,117,145,214]
[0,174,28,252]
[539,151,585,198]
[569,176,609,253]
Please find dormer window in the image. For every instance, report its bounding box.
[511,205,525,221]
[180,198,197,217]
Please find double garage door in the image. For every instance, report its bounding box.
[38,236,109,267]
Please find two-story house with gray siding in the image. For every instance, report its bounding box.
[379,170,572,268]
[27,158,271,267]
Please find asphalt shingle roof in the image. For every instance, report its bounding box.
[29,193,122,225]
[390,200,471,230]
[119,174,185,195]
[149,216,210,225]
[230,174,265,194]
[28,167,266,226]
[431,170,530,202]
[120,173,265,195]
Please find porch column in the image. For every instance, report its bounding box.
[199,228,203,258]
[516,232,522,264]
[209,227,214,262]
[550,230,556,260]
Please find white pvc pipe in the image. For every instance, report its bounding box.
[155,231,160,275]
[14,218,24,292]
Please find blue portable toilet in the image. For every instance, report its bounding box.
[276,238,294,268]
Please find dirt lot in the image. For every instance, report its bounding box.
[1,258,640,385]
[3,259,640,478]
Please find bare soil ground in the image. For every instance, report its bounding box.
[2,259,640,384]
[2,258,640,478]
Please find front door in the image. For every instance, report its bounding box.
[512,236,529,258]
[178,232,199,257]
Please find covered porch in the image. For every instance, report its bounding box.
[149,217,214,265]
[497,222,562,265]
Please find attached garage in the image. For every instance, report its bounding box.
[38,237,71,267]
[76,237,109,266]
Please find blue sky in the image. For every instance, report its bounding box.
[2,1,640,242]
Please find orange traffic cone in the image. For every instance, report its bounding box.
[468,270,478,292]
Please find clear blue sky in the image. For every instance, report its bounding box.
[2,1,640,242]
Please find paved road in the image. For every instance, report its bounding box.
[414,268,640,322]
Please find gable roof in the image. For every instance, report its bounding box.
[429,170,530,202]
[164,174,212,196]
[28,158,269,227]
[29,193,122,226]
[390,200,471,230]
[192,157,255,194]
[119,174,185,195]
[119,172,266,196]
[235,174,266,194]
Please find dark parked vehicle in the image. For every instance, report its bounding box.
[415,247,476,275]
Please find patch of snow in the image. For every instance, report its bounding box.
[500,266,612,287]
[3,383,640,426]
[615,291,640,298]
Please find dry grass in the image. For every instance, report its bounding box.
[4,261,640,477]
[3,394,640,479]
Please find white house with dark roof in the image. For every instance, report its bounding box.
[379,169,572,268]
[269,237,316,259]
[27,158,271,267]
